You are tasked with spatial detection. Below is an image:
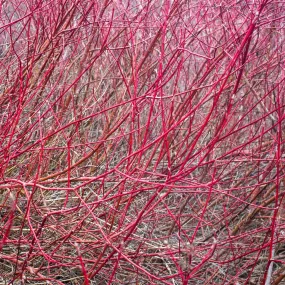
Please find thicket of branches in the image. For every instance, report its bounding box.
[0,0,285,284]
